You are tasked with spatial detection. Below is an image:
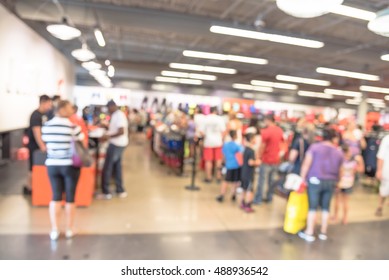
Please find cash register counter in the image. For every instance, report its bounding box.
[31,151,95,207]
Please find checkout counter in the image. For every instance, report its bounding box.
[31,151,96,207]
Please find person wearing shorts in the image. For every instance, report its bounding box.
[376,135,389,216]
[199,106,226,183]
[239,133,261,213]
[216,130,242,203]
[299,128,344,242]
[41,100,84,241]
[332,145,364,224]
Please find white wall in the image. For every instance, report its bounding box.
[0,4,75,133]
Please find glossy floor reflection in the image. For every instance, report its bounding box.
[0,142,388,259]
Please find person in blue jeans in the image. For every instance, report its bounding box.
[253,115,284,204]
[298,128,344,242]
[99,100,129,200]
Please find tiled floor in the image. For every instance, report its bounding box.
[0,143,388,259]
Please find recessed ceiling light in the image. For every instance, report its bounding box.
[46,18,81,40]
[298,90,333,99]
[161,71,217,81]
[316,67,380,81]
[251,80,298,90]
[183,50,268,65]
[276,75,330,86]
[360,85,389,94]
[169,63,237,74]
[324,89,362,98]
[368,8,389,37]
[210,26,324,48]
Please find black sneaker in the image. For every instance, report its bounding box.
[23,186,32,196]
[216,195,224,203]
[203,179,212,184]
[231,194,236,202]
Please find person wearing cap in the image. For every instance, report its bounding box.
[99,100,129,200]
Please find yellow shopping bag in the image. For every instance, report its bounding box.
[283,191,309,234]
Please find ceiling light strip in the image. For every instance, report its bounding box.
[360,85,389,94]
[324,89,362,98]
[298,91,333,99]
[316,67,380,81]
[329,5,376,21]
[251,80,298,90]
[169,63,237,74]
[155,76,203,85]
[183,50,268,65]
[276,75,330,86]
[210,25,324,48]
[232,83,273,92]
[161,70,217,81]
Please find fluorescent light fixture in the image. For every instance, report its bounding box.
[251,80,298,90]
[276,75,330,86]
[183,50,268,65]
[330,5,375,21]
[94,28,106,47]
[345,99,360,105]
[298,90,333,99]
[385,95,389,101]
[324,89,362,98]
[381,54,389,61]
[368,8,389,37]
[82,61,101,71]
[276,0,343,18]
[89,69,106,77]
[71,44,96,62]
[46,18,81,40]
[161,70,217,81]
[360,85,389,94]
[367,98,385,104]
[108,65,115,78]
[169,63,237,74]
[210,26,324,48]
[316,67,380,81]
[232,83,273,92]
[155,76,203,85]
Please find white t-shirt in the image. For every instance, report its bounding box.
[377,135,389,181]
[194,113,205,137]
[200,114,226,148]
[108,110,129,147]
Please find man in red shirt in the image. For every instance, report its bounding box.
[253,114,284,204]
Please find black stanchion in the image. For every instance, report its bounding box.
[185,138,201,191]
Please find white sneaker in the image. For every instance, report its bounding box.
[318,233,328,241]
[118,192,128,199]
[50,230,60,241]
[65,229,75,239]
[298,231,316,242]
[96,193,113,200]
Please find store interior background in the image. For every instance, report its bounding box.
[0,0,389,259]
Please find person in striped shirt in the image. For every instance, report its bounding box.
[41,100,84,241]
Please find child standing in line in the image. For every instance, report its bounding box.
[240,133,261,213]
[332,144,364,224]
[216,130,243,203]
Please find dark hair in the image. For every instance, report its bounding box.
[52,95,61,101]
[229,130,237,140]
[322,128,338,141]
[210,106,218,114]
[249,118,258,128]
[56,100,71,112]
[39,95,51,104]
[73,105,78,112]
[245,133,255,142]
[341,144,350,153]
[265,114,275,122]
[107,100,117,107]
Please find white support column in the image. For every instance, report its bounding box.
[357,92,368,127]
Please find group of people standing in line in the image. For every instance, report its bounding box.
[26,95,130,240]
[191,106,389,242]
